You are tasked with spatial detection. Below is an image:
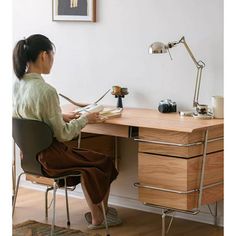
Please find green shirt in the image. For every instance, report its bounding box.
[13,73,88,142]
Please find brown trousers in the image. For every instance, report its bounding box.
[38,139,118,204]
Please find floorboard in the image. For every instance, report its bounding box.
[13,187,223,236]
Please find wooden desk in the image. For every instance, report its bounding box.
[25,105,223,235]
[23,105,223,235]
[63,105,224,212]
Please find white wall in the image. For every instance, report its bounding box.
[13,0,223,226]
[13,0,223,109]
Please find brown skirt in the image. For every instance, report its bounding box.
[38,139,118,204]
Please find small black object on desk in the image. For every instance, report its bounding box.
[112,86,128,108]
[158,99,177,113]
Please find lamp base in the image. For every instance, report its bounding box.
[192,113,213,120]
[179,111,193,117]
[179,110,214,119]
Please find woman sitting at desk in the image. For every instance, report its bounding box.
[12,34,122,229]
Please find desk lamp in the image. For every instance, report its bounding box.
[149,36,205,115]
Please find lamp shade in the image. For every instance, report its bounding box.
[149,42,168,54]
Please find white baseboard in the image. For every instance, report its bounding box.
[20,181,223,227]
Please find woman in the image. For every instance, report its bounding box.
[12,34,121,229]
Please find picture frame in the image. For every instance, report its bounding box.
[52,0,96,22]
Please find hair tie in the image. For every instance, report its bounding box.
[23,38,29,51]
[23,37,28,45]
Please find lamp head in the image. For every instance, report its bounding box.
[149,41,178,54]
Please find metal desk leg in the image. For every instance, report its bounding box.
[101,201,110,236]
[162,210,166,236]
[114,136,119,170]
[207,201,218,226]
[214,201,218,226]
[161,209,175,236]
[198,129,209,209]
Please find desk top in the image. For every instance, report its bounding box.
[63,105,224,133]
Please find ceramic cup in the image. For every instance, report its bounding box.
[212,96,224,118]
[196,104,208,115]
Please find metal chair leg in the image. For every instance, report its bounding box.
[12,172,25,216]
[45,186,53,218]
[101,201,110,236]
[51,181,57,236]
[12,141,16,202]
[64,178,71,226]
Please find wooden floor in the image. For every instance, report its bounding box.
[13,187,223,236]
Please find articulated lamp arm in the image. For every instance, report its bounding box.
[176,37,205,107]
[149,36,205,107]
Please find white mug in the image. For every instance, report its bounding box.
[211,96,224,118]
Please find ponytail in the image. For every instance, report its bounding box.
[13,39,28,79]
[13,34,54,79]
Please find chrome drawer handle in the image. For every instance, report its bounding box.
[134,181,223,194]
[134,136,223,147]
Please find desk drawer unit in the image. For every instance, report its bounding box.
[137,126,224,211]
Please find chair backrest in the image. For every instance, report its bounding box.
[12,118,53,176]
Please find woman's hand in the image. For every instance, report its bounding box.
[62,112,80,123]
[63,111,106,123]
[85,112,107,123]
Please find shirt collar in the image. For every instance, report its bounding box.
[23,73,45,81]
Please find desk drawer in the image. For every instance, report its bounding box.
[138,184,223,210]
[138,151,223,210]
[139,139,223,158]
[138,126,224,158]
[139,126,223,144]
[82,123,129,138]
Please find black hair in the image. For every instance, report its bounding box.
[13,34,55,79]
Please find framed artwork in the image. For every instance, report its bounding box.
[52,0,96,22]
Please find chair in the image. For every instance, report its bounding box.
[12,117,110,236]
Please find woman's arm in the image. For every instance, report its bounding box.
[42,86,88,142]
[42,86,104,141]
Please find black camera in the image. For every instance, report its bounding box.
[158,99,177,113]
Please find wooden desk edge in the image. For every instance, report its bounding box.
[62,104,224,133]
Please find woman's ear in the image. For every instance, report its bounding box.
[41,51,48,62]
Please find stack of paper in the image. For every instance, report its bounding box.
[74,103,104,114]
[73,104,122,119]
[100,107,123,119]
